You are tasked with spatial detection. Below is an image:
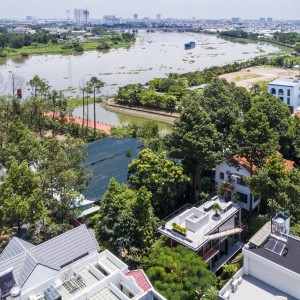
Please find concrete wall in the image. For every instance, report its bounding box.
[215,161,256,211]
[244,248,300,299]
[268,83,300,113]
[219,216,235,232]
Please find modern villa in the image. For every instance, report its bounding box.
[158,196,243,272]
[218,211,300,300]
[215,154,294,212]
[268,78,300,114]
[0,225,166,300]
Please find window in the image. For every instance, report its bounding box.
[287,89,291,96]
[279,97,284,102]
[278,89,284,95]
[270,88,276,95]
[237,192,248,204]
[237,176,246,186]
[220,172,224,180]
[287,98,290,105]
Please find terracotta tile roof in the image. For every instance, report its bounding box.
[233,151,295,173]
[126,270,152,292]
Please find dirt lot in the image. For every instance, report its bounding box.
[220,66,299,90]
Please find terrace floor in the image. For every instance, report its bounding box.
[89,287,120,300]
[229,275,297,300]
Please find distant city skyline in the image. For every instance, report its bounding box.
[1,0,300,20]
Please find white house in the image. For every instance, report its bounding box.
[218,211,300,300]
[268,78,300,114]
[0,225,166,300]
[158,196,243,272]
[215,154,294,212]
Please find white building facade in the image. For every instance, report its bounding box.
[268,78,300,114]
[215,160,260,212]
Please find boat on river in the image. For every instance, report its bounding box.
[184,41,196,49]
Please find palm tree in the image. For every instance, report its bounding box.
[87,77,104,138]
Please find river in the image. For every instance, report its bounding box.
[0,31,280,130]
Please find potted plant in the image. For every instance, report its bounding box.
[212,203,222,220]
[161,220,166,229]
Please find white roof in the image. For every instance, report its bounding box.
[269,78,300,87]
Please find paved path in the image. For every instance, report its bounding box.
[45,113,111,135]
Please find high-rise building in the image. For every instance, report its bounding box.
[134,13,138,20]
[74,8,89,24]
[156,14,161,20]
[231,17,241,24]
[267,17,273,23]
[259,17,266,23]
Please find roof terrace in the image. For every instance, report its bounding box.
[158,196,242,251]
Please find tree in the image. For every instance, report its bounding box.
[230,108,279,211]
[0,119,42,166]
[0,160,47,237]
[79,78,88,129]
[230,107,279,176]
[87,77,104,138]
[251,93,290,154]
[146,243,217,300]
[201,78,241,140]
[37,137,89,223]
[166,101,222,200]
[28,75,50,98]
[128,149,189,217]
[95,179,157,252]
[27,223,72,245]
[247,153,289,213]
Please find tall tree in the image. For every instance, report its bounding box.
[87,77,104,138]
[230,107,279,211]
[37,137,89,223]
[79,78,88,129]
[28,75,50,98]
[95,179,157,252]
[0,160,47,237]
[166,101,222,200]
[201,78,241,140]
[230,107,279,175]
[247,153,289,214]
[251,93,290,155]
[128,149,188,217]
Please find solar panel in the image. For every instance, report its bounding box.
[265,238,276,251]
[264,238,286,255]
[274,241,286,255]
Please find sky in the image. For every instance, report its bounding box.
[0,0,300,20]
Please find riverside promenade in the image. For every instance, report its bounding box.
[45,113,111,135]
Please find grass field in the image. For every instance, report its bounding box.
[0,38,134,59]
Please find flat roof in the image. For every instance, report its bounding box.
[248,235,300,275]
[229,275,297,300]
[269,78,300,87]
[89,287,120,300]
[158,197,242,251]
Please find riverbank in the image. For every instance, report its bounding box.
[103,100,178,125]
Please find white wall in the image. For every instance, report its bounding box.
[215,161,255,211]
[268,83,300,113]
[244,249,300,299]
[219,216,235,232]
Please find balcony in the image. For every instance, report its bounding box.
[221,181,234,191]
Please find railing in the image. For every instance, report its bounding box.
[162,192,216,221]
